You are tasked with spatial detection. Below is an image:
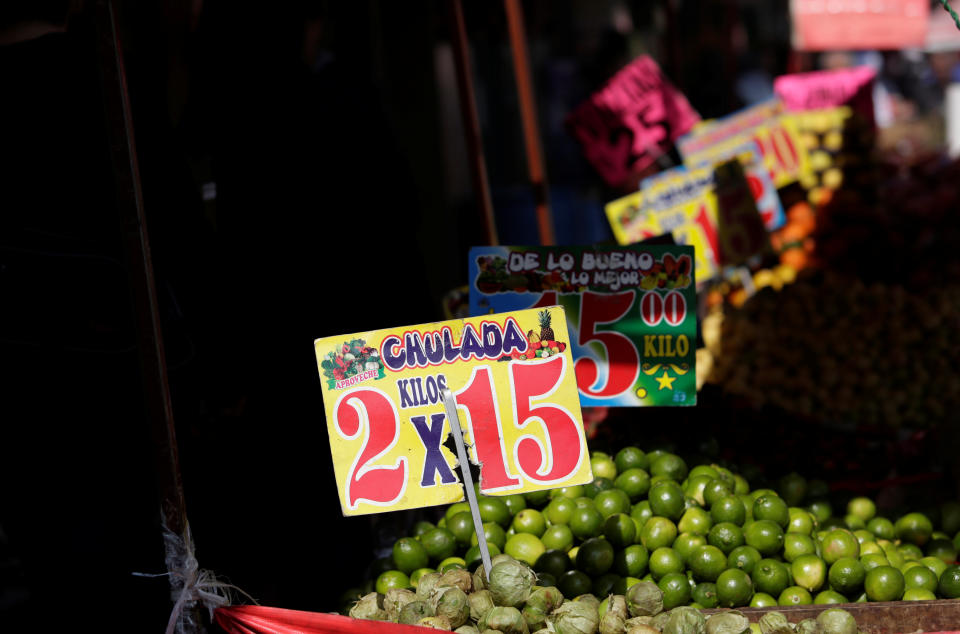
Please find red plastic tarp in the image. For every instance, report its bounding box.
[214,606,435,634]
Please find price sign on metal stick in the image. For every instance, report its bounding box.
[314,308,592,516]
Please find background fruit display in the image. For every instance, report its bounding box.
[341,447,960,620]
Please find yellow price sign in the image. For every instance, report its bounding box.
[604,190,663,246]
[314,307,592,516]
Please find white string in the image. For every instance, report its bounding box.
[133,521,257,634]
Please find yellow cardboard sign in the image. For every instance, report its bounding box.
[679,100,811,189]
[604,190,660,245]
[314,307,592,516]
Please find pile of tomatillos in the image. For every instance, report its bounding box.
[349,448,960,615]
[350,558,865,633]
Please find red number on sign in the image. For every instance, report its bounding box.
[693,203,721,264]
[663,291,687,326]
[333,388,407,510]
[574,291,640,398]
[769,126,799,173]
[530,291,558,309]
[640,291,664,326]
[510,355,584,483]
[455,366,521,491]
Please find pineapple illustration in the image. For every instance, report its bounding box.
[538,309,555,342]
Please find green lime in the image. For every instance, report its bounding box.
[615,446,648,473]
[649,547,684,580]
[673,533,707,565]
[808,500,833,524]
[860,541,883,557]
[576,537,615,576]
[524,489,550,508]
[689,465,720,481]
[787,508,816,535]
[478,497,511,528]
[784,533,817,563]
[558,570,593,599]
[822,529,860,565]
[828,557,865,596]
[778,473,807,507]
[867,517,895,540]
[921,556,949,579]
[844,515,866,531]
[778,586,813,605]
[465,542,501,569]
[926,538,958,564]
[512,509,547,537]
[879,540,905,569]
[860,553,889,571]
[847,497,877,522]
[551,485,584,499]
[733,475,750,495]
[938,564,960,598]
[502,494,526,517]
[745,520,785,556]
[678,507,713,536]
[595,489,632,519]
[569,506,604,540]
[640,516,678,551]
[536,572,557,588]
[409,567,435,588]
[903,588,937,601]
[753,558,790,597]
[412,521,435,538]
[750,592,777,607]
[615,468,651,502]
[716,568,753,607]
[505,533,546,566]
[593,572,621,598]
[703,479,734,508]
[542,524,575,552]
[568,546,578,563]
[392,537,429,574]
[895,513,933,547]
[728,545,762,575]
[591,455,618,481]
[814,590,847,604]
[750,488,778,502]
[631,500,653,526]
[420,527,457,562]
[740,495,755,521]
[903,563,939,593]
[447,511,475,545]
[649,481,685,521]
[650,453,688,482]
[712,496,747,526]
[445,502,471,522]
[534,548,570,579]
[708,522,745,555]
[791,554,826,592]
[470,521,507,550]
[865,565,904,601]
[693,582,719,608]
[659,572,692,610]
[687,544,727,582]
[614,544,649,577]
[645,449,669,463]
[899,543,924,561]
[439,556,466,572]
[584,477,615,499]
[603,513,637,548]
[753,495,790,529]
[376,570,411,593]
[545,497,576,525]
[684,475,712,506]
[853,529,875,545]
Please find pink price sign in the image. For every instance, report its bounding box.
[774,66,876,126]
[566,56,700,190]
[791,0,929,51]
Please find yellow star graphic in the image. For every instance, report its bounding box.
[655,370,676,391]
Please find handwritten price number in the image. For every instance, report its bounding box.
[333,355,583,507]
[754,123,802,184]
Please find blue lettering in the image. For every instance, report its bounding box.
[481,323,503,359]
[423,332,444,364]
[411,414,458,487]
[381,335,405,371]
[425,376,439,403]
[442,328,461,362]
[460,324,485,360]
[503,319,529,354]
[405,333,428,367]
[397,379,416,409]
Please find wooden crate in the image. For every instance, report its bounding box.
[704,600,960,634]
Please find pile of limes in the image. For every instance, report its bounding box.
[354,448,960,615]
